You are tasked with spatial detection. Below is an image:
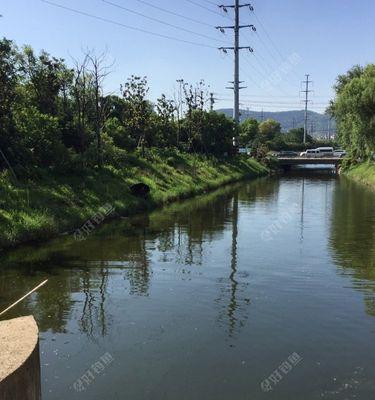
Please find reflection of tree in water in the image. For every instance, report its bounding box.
[0,251,80,333]
[146,184,240,267]
[0,248,114,340]
[216,192,251,341]
[0,180,278,341]
[125,225,151,296]
[79,263,111,340]
[330,179,375,316]
[238,177,279,204]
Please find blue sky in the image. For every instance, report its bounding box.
[1,0,374,113]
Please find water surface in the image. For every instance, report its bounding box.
[1,173,375,399]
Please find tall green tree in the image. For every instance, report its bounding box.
[121,75,153,155]
[330,64,375,159]
[259,119,281,141]
[239,118,259,146]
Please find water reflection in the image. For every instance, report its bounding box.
[215,192,251,342]
[0,181,278,341]
[1,175,375,400]
[330,177,375,316]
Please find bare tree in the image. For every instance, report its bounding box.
[87,49,114,168]
[71,54,90,156]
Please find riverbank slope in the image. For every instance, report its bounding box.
[0,151,267,250]
[344,161,375,189]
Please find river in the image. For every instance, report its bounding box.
[1,171,375,399]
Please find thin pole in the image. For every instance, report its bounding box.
[328,118,331,141]
[176,79,183,146]
[0,280,48,317]
[303,74,311,144]
[234,0,240,124]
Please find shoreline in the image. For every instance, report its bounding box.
[0,151,267,252]
[343,161,375,189]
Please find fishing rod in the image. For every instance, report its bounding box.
[0,279,48,317]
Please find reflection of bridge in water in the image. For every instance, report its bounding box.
[276,157,343,172]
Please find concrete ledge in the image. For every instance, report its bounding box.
[0,316,41,400]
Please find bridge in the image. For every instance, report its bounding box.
[276,157,343,171]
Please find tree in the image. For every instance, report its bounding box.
[87,50,112,167]
[121,75,153,156]
[13,106,68,169]
[259,119,281,141]
[20,47,70,116]
[330,64,375,159]
[71,54,92,154]
[182,80,209,150]
[0,38,19,170]
[239,118,259,146]
[286,127,304,143]
[184,110,234,155]
[155,94,177,147]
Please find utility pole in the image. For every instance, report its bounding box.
[328,117,331,141]
[301,74,313,144]
[210,92,215,111]
[217,2,255,124]
[233,0,240,124]
[310,122,314,136]
[176,79,184,146]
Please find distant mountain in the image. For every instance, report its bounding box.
[217,109,336,138]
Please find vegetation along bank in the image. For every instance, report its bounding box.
[0,151,266,251]
[0,39,269,250]
[329,65,375,188]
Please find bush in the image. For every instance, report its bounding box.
[13,106,69,169]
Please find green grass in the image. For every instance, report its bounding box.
[344,161,375,189]
[0,150,267,250]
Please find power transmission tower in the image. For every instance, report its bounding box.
[301,74,313,144]
[217,2,255,124]
[261,108,264,122]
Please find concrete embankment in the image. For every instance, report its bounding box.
[0,316,41,400]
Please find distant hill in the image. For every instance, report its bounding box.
[217,109,336,138]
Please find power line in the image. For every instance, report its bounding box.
[185,0,228,18]
[227,100,329,105]
[252,11,301,82]
[252,11,285,62]
[252,51,275,74]
[131,0,214,28]
[101,0,227,44]
[254,31,281,68]
[202,0,221,6]
[242,53,296,97]
[237,104,327,111]
[240,23,286,79]
[216,93,308,98]
[239,65,262,90]
[40,0,217,49]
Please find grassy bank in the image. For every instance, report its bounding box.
[0,150,267,250]
[343,161,375,189]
